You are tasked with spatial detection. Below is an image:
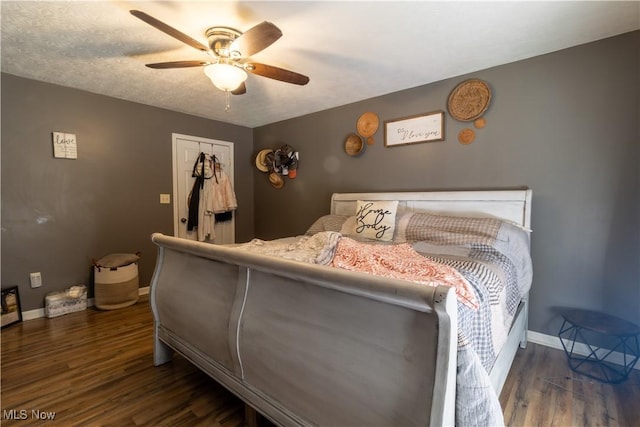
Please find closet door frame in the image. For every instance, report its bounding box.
[171,133,235,244]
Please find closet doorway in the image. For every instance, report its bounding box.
[172,133,235,244]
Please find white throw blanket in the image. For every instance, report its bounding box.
[232,231,341,265]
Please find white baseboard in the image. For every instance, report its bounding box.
[21,286,150,321]
[527,330,640,371]
[22,308,46,321]
[527,330,569,351]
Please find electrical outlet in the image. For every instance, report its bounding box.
[30,272,42,288]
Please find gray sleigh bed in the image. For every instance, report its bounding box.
[150,189,533,426]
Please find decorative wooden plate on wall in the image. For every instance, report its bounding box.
[448,79,492,122]
[474,117,487,129]
[458,128,475,144]
[345,133,364,156]
[356,112,380,145]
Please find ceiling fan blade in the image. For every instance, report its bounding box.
[245,62,309,85]
[145,60,211,69]
[229,22,282,57]
[130,10,209,53]
[231,82,247,95]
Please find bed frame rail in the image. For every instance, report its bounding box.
[150,233,457,426]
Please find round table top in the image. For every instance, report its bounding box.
[561,308,640,336]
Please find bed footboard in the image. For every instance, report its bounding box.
[149,233,458,426]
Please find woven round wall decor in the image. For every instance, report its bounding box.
[458,128,475,144]
[447,79,492,122]
[344,133,364,156]
[356,112,380,145]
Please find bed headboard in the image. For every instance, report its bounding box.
[330,189,532,229]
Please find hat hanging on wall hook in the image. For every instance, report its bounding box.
[268,171,284,189]
[257,144,298,188]
[255,149,273,172]
[273,144,299,178]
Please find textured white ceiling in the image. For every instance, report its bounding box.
[2,1,638,128]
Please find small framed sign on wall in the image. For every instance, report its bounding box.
[384,110,445,147]
[52,132,78,159]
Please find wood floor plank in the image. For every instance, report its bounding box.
[500,343,640,426]
[1,298,246,427]
[2,296,639,426]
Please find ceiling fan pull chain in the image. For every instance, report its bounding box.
[224,90,231,112]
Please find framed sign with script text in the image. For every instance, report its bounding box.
[52,132,78,159]
[384,110,444,147]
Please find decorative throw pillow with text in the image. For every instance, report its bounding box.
[352,200,398,241]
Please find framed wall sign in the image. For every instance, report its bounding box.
[1,286,22,329]
[384,110,445,147]
[52,132,78,159]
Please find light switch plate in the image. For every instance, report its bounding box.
[30,272,42,288]
[160,194,171,204]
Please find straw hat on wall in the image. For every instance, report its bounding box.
[255,149,273,172]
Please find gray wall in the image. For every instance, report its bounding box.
[253,31,639,336]
[2,32,637,335]
[1,74,254,311]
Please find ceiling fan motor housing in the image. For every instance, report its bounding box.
[206,27,242,58]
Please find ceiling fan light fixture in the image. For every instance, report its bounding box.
[204,63,247,92]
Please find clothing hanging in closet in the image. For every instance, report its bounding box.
[212,168,237,222]
[187,152,207,232]
[187,153,238,242]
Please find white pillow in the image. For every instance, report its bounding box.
[350,200,399,242]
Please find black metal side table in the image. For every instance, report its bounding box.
[558,308,640,384]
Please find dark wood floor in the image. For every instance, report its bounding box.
[2,295,638,426]
[501,336,640,426]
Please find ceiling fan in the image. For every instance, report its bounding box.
[130,10,309,109]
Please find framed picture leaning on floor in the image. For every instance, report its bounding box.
[1,286,23,328]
